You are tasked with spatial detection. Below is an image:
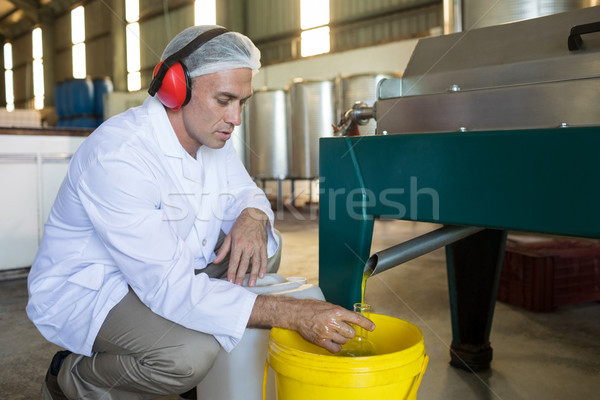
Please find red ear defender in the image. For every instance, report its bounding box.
[152,61,191,111]
[148,28,228,111]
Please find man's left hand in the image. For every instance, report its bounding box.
[213,208,269,286]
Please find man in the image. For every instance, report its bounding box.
[27,26,374,400]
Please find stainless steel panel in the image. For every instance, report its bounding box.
[338,73,401,135]
[403,6,600,96]
[376,77,600,134]
[463,0,598,30]
[246,89,289,179]
[289,79,336,179]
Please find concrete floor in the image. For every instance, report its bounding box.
[1,208,599,399]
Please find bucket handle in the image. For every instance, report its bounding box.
[263,359,269,400]
[406,354,429,400]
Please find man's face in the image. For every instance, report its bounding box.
[179,67,253,152]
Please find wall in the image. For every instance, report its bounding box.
[253,38,420,89]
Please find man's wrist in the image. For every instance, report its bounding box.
[242,207,269,225]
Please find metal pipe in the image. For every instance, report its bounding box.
[443,0,463,34]
[364,225,484,277]
[333,102,375,136]
[351,103,375,124]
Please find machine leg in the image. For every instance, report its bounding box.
[445,229,507,371]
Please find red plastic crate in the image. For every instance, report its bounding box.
[498,239,600,312]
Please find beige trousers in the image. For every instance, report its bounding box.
[58,230,281,400]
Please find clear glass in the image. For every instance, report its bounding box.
[71,6,85,44]
[301,0,329,30]
[125,0,139,23]
[300,26,330,57]
[195,0,216,25]
[33,59,45,110]
[4,42,12,69]
[127,71,141,92]
[126,23,141,73]
[337,302,375,357]
[72,43,86,79]
[5,70,14,109]
[32,27,43,59]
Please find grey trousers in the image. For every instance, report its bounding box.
[58,231,281,400]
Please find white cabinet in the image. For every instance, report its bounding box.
[0,135,86,271]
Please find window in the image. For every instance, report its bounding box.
[300,0,330,57]
[125,0,141,91]
[32,27,45,110]
[4,43,13,111]
[195,0,216,25]
[71,6,86,79]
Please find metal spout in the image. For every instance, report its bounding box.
[364,225,484,277]
[333,101,375,136]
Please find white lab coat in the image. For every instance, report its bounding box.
[26,97,279,356]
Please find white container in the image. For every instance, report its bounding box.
[196,274,325,400]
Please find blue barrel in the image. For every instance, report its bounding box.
[93,78,114,117]
[70,79,95,116]
[55,82,66,118]
[63,80,74,117]
[72,117,97,129]
[57,118,71,127]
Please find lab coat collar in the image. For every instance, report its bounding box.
[146,97,203,183]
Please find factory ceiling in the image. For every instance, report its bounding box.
[0,0,81,40]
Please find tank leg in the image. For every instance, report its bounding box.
[277,179,283,212]
[290,179,295,207]
[445,229,507,371]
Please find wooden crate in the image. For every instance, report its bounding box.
[498,239,600,312]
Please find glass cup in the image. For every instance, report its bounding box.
[337,303,375,357]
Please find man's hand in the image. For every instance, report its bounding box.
[249,296,376,353]
[213,208,269,286]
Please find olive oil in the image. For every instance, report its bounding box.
[361,269,372,305]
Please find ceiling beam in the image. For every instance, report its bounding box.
[0,8,19,24]
[7,0,40,22]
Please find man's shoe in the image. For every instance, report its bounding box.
[41,350,72,400]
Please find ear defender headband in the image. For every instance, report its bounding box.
[148,27,229,111]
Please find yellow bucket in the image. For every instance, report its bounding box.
[266,313,428,400]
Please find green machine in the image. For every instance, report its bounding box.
[319,7,600,371]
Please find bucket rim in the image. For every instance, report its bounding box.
[269,313,426,370]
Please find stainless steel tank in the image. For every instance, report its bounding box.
[337,73,401,135]
[288,78,336,179]
[246,88,290,179]
[231,117,248,168]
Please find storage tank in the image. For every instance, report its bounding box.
[337,73,401,136]
[288,78,336,179]
[231,116,248,169]
[246,88,290,179]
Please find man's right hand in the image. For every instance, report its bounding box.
[248,296,375,353]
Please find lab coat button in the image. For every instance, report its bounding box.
[202,238,207,246]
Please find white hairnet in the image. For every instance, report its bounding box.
[161,25,261,78]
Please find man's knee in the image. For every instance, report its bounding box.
[145,333,221,391]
